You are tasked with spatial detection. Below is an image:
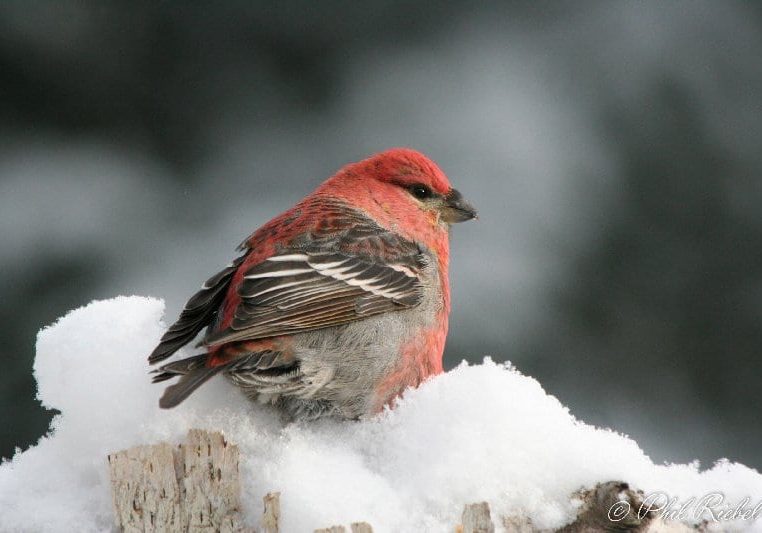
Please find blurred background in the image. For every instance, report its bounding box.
[2,1,761,471]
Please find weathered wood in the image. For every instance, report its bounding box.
[558,481,652,533]
[502,514,536,533]
[108,432,695,533]
[108,429,247,532]
[181,429,243,532]
[498,482,698,532]
[108,442,182,532]
[262,491,281,533]
[461,502,496,533]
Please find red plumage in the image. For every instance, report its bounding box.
[149,148,476,418]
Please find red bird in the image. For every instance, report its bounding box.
[149,148,476,419]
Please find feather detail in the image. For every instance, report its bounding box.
[148,255,245,364]
[147,148,467,416]
[204,204,427,347]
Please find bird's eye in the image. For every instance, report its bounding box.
[409,184,434,200]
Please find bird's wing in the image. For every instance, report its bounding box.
[203,201,428,347]
[148,255,246,365]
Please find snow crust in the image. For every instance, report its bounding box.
[1,296,760,532]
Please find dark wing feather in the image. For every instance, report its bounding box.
[148,255,245,364]
[204,212,427,347]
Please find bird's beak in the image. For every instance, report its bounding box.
[441,188,478,223]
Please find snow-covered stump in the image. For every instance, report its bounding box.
[108,429,248,532]
[108,429,697,533]
[4,298,762,532]
[557,481,652,532]
[501,482,696,533]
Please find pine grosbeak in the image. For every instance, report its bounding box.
[149,148,476,419]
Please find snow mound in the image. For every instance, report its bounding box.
[1,297,760,532]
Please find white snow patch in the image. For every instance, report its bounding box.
[1,296,760,532]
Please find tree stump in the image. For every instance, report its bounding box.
[107,429,248,532]
[107,430,697,532]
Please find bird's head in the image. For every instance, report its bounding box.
[323,148,477,235]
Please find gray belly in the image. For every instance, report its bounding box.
[225,258,442,420]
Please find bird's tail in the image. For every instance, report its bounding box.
[151,353,224,409]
